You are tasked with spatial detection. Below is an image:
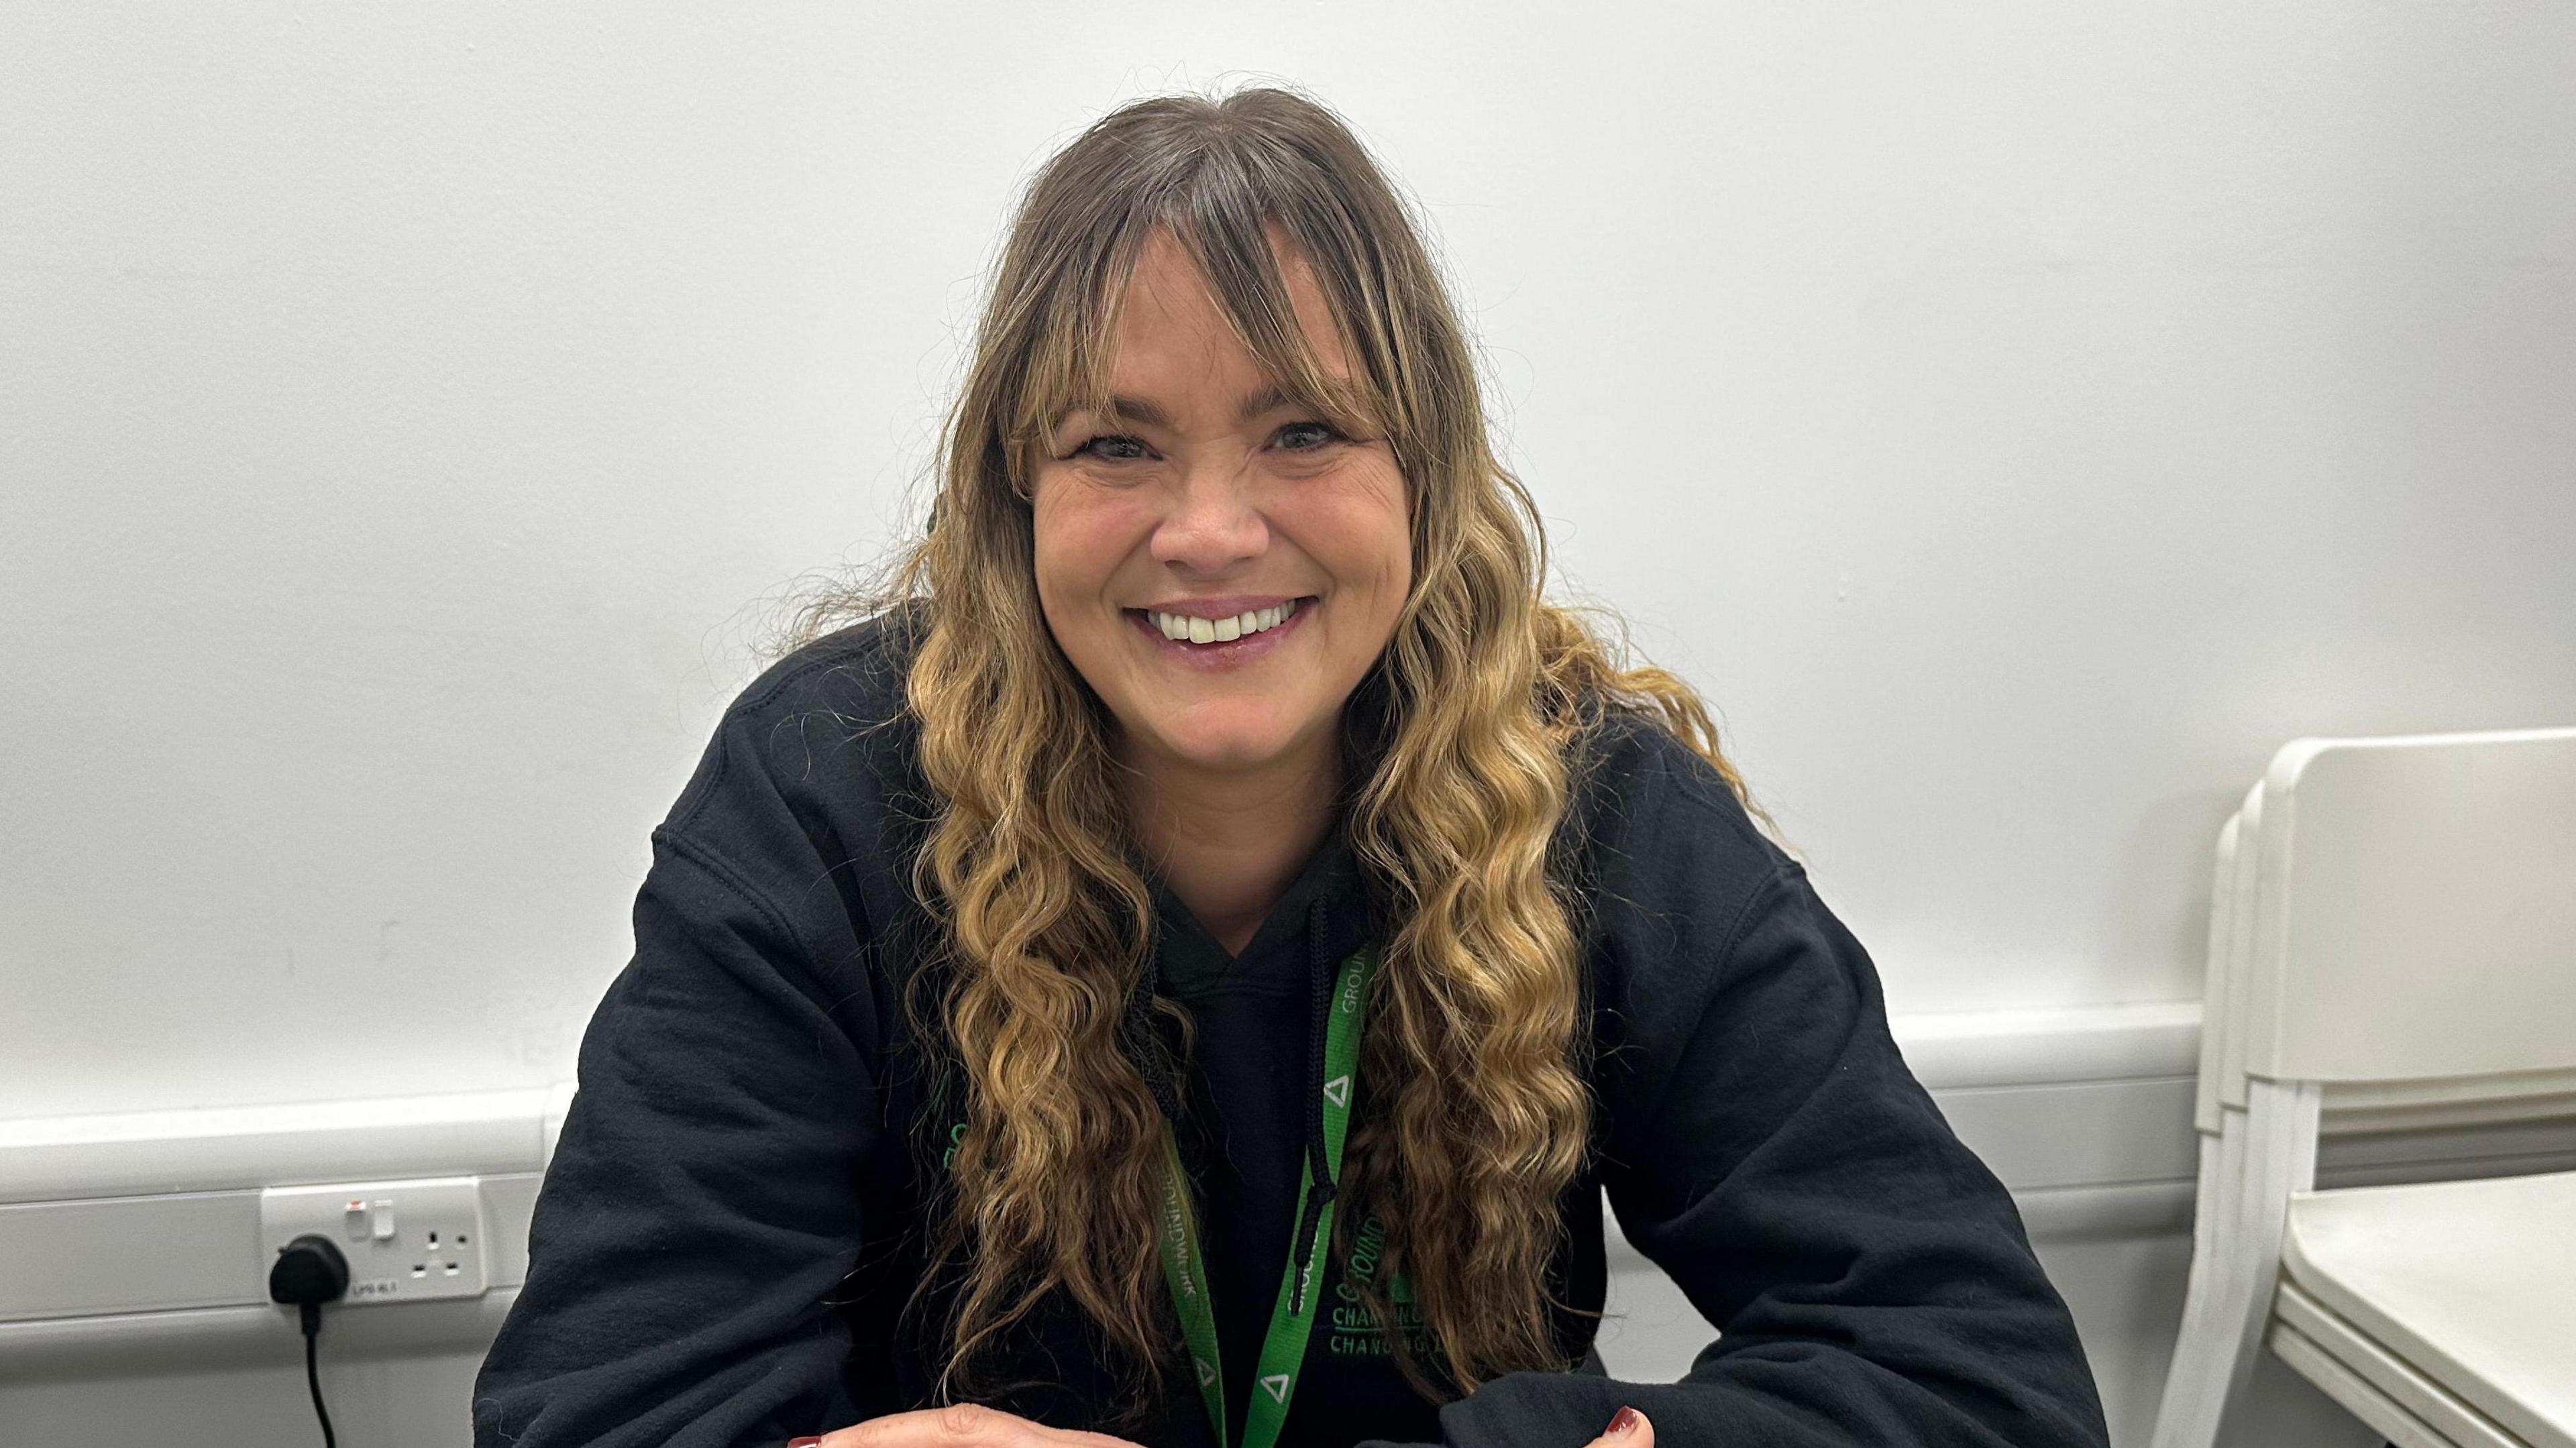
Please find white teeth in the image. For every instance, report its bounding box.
[1147,597,1302,645]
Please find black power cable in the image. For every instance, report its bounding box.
[268,1233,348,1448]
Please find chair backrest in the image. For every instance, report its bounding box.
[2229,726,2576,1100]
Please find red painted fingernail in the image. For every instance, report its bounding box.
[1608,1406,1643,1437]
[788,1437,824,1447]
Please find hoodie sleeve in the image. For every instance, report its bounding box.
[1384,735,2112,1448]
[471,669,883,1448]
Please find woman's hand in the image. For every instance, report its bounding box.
[1579,1405,1652,1448]
[802,1402,1643,1448]
[803,1403,1148,1448]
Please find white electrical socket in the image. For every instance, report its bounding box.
[259,1175,491,1305]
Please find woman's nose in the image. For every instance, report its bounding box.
[1150,463,1269,572]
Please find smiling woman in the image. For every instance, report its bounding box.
[470,81,2114,1448]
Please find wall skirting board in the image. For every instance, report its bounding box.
[3,999,2567,1384]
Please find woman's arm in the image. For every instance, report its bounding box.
[1370,722,2114,1448]
[470,712,887,1447]
[1440,864,2111,1447]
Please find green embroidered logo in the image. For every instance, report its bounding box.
[1327,1212,1431,1357]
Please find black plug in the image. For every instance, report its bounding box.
[268,1234,347,1447]
[269,1232,349,1327]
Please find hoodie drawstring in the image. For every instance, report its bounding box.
[1287,892,1339,1315]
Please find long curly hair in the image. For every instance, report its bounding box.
[782,82,1774,1425]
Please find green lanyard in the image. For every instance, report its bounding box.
[1155,942,1375,1448]
[936,944,1377,1448]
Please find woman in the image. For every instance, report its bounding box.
[472,85,2111,1448]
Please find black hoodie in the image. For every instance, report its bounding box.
[470,609,2112,1448]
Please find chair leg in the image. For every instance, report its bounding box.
[2218,1082,2321,1426]
[2151,1082,2323,1448]
[2149,1127,2251,1448]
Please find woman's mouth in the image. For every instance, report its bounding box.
[1124,596,1315,667]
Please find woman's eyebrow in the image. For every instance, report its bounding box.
[1066,378,1381,427]
[1080,383,1295,430]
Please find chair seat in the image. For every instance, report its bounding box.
[2279,1169,2576,1448]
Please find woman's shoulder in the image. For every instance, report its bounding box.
[659,601,930,847]
[1568,700,1782,860]
[728,600,926,734]
[1562,698,1798,946]
[1565,703,1833,1123]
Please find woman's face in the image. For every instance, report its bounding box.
[1031,226,1411,782]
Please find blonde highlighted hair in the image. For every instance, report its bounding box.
[783,82,1771,1424]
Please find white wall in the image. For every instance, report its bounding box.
[5,2,2571,1115]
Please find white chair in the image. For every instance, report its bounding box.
[2151,726,2576,1448]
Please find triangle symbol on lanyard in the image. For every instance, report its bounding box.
[1195,1357,1216,1387]
[1260,1372,1293,1404]
[1322,1074,1350,1108]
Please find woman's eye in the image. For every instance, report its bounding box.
[1275,419,1345,451]
[1070,433,1148,462]
[1067,420,1344,462]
